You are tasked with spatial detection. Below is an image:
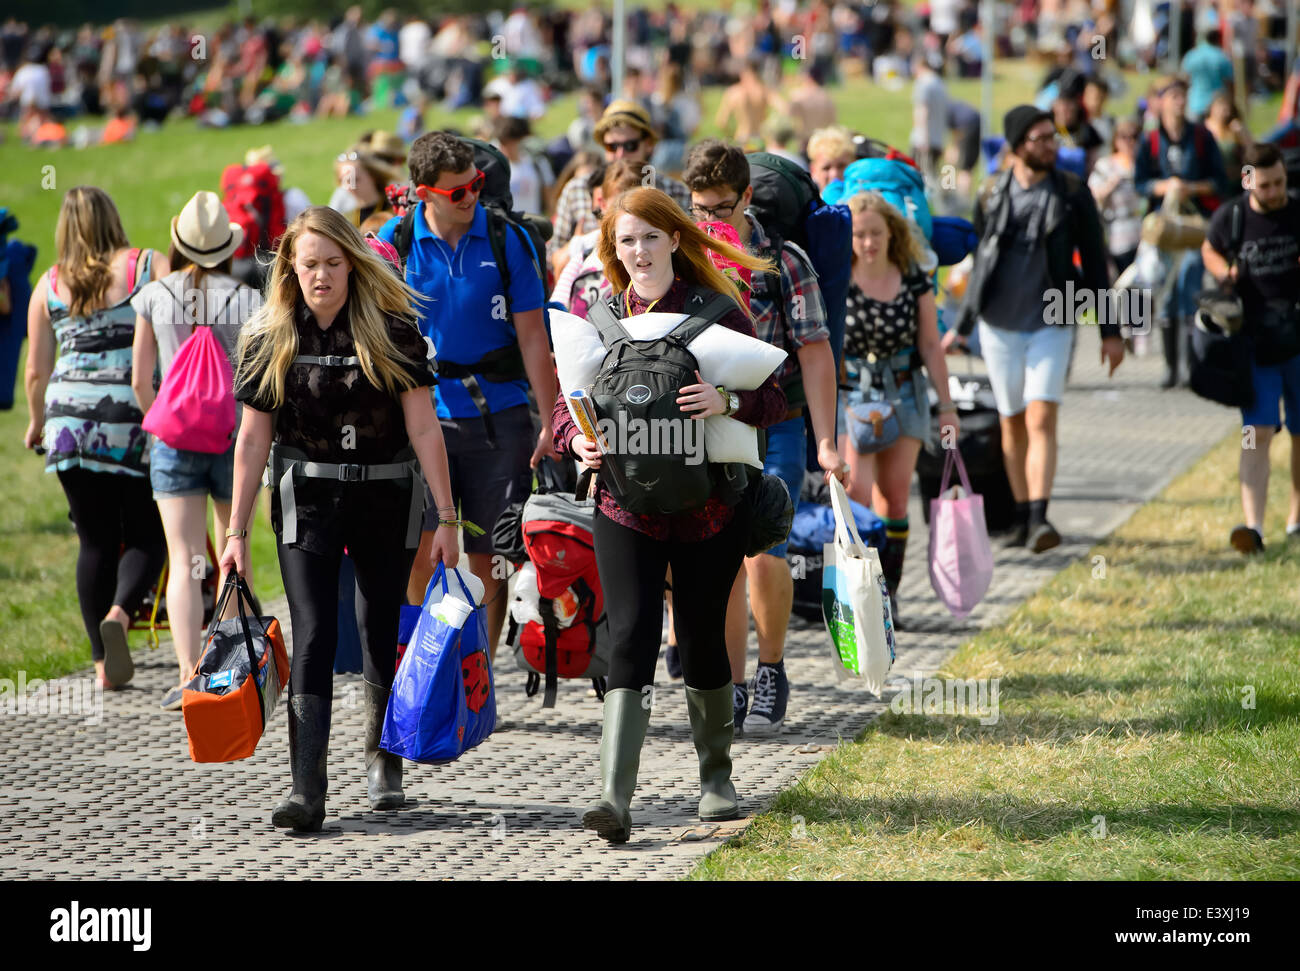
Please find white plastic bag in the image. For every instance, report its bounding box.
[822,477,896,694]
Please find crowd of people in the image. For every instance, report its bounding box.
[11,2,1300,842]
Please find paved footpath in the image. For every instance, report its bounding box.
[1,329,1238,880]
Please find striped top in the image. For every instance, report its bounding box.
[41,249,154,476]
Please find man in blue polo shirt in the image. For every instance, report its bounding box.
[380,131,555,659]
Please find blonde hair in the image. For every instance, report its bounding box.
[596,187,774,317]
[236,206,424,410]
[847,191,924,273]
[54,186,131,317]
[806,125,855,164]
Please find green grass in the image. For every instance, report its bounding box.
[692,431,1300,880]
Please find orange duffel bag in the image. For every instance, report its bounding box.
[182,574,289,763]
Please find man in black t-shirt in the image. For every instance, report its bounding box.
[1202,143,1300,553]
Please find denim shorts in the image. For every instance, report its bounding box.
[150,440,236,502]
[759,415,808,560]
[1241,352,1300,435]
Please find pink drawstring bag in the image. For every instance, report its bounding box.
[143,324,236,454]
[928,448,994,618]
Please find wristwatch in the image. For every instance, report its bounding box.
[225,527,248,539]
[718,386,739,417]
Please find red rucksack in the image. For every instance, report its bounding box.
[220,162,286,258]
[503,470,609,708]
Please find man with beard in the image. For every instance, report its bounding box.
[944,106,1125,552]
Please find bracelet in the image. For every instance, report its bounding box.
[936,401,956,412]
[438,518,485,538]
[225,527,248,539]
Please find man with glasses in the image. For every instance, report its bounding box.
[944,106,1124,552]
[379,132,555,656]
[683,139,841,735]
[548,99,692,271]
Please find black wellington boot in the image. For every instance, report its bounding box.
[271,693,331,833]
[363,680,405,811]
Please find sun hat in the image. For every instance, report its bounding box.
[594,99,657,144]
[358,130,406,165]
[170,191,244,268]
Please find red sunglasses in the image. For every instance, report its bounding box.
[419,170,486,204]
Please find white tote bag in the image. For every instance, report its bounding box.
[822,477,896,694]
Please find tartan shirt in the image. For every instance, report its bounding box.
[548,171,693,257]
[744,211,830,392]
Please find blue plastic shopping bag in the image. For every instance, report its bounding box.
[380,564,495,764]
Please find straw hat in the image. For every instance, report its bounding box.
[170,191,244,268]
[359,130,406,165]
[593,99,657,143]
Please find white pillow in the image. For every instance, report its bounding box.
[552,309,786,395]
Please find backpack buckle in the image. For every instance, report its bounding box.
[337,463,364,482]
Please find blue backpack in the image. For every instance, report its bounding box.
[832,155,978,267]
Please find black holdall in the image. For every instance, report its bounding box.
[745,472,794,557]
[1191,200,1256,408]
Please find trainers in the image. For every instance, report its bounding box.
[1230,525,1265,555]
[733,682,748,737]
[160,685,184,711]
[746,662,788,735]
[1027,521,1061,553]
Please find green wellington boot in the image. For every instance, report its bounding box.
[363,680,405,811]
[271,693,331,833]
[685,684,741,822]
[581,688,651,843]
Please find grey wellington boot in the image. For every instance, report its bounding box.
[685,684,741,822]
[363,680,405,810]
[271,693,331,833]
[581,688,651,843]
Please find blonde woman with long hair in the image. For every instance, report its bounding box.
[220,206,458,833]
[551,187,787,844]
[841,191,958,626]
[24,186,169,690]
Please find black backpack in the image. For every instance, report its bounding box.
[586,287,749,516]
[392,136,553,443]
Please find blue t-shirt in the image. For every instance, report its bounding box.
[1181,43,1234,118]
[368,25,399,62]
[379,202,544,420]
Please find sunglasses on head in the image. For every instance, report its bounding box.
[420,169,486,203]
[604,138,642,155]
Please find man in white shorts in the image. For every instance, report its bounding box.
[944,106,1125,551]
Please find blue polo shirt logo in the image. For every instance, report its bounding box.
[379,202,544,420]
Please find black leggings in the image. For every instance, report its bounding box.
[277,496,418,699]
[594,502,752,693]
[56,468,166,662]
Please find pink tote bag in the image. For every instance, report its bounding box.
[142,325,236,454]
[928,448,994,619]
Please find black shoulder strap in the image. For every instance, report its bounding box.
[588,296,631,349]
[671,288,737,345]
[539,598,558,709]
[485,208,515,322]
[393,209,415,261]
[1229,197,1246,265]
